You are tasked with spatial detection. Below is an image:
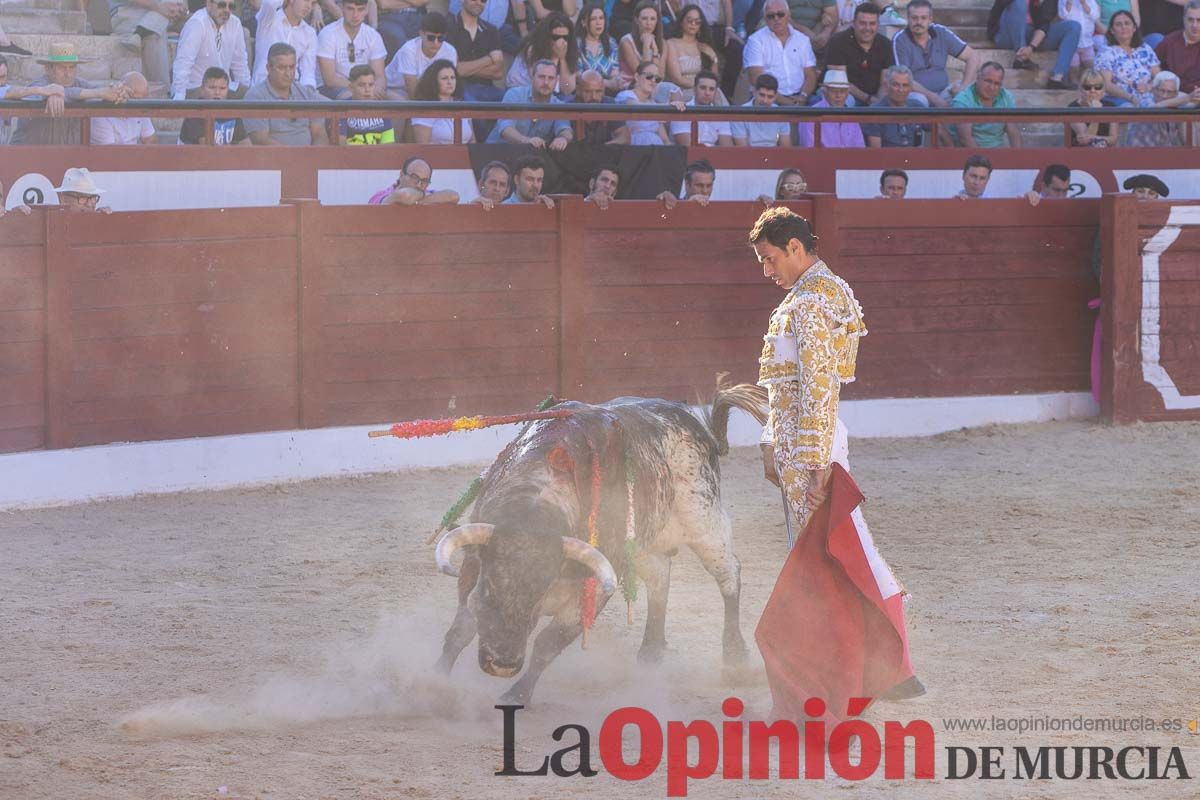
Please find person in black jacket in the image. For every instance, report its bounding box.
[988,0,1082,88]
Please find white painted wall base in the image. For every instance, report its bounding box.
[0,392,1097,511]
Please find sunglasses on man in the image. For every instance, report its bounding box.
[764,10,787,19]
[424,32,446,43]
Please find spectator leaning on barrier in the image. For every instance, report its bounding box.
[471,160,511,208]
[1124,69,1189,145]
[585,164,621,209]
[880,167,908,197]
[411,59,476,143]
[955,153,993,198]
[11,43,127,146]
[757,167,807,205]
[797,68,866,146]
[616,60,675,145]
[0,53,67,111]
[892,0,981,108]
[950,61,1022,147]
[1068,69,1120,146]
[244,42,331,144]
[1024,163,1071,205]
[863,64,928,147]
[744,0,818,105]
[253,0,320,88]
[447,0,506,102]
[1154,0,1200,94]
[172,0,252,99]
[316,0,388,98]
[576,69,629,144]
[108,0,187,88]
[54,168,113,214]
[179,67,251,144]
[340,64,397,143]
[658,158,715,208]
[387,12,458,98]
[731,73,790,146]
[371,156,461,204]
[506,154,556,208]
[0,178,32,216]
[988,0,1081,90]
[92,72,158,145]
[824,2,894,106]
[486,60,574,147]
[670,70,733,145]
[1124,172,1169,198]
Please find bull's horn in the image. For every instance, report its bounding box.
[561,537,618,595]
[435,523,494,577]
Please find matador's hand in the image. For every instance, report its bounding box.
[804,466,833,514]
[760,443,780,487]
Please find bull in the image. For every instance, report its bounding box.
[433,385,766,704]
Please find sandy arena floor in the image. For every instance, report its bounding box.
[2,419,1199,799]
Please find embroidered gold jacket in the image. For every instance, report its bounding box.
[758,261,866,504]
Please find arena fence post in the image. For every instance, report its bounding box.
[292,198,326,428]
[557,195,586,401]
[43,207,73,449]
[1099,192,1139,424]
[811,193,842,269]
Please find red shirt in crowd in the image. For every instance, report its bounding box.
[1155,31,1200,93]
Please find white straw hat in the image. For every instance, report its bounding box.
[54,167,105,196]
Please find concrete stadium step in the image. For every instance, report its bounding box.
[0,0,83,9]
[4,33,141,82]
[948,49,1070,89]
[1,7,88,34]
[1010,88,1078,106]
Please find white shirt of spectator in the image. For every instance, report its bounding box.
[730,98,789,146]
[91,116,156,144]
[384,38,458,98]
[742,24,816,96]
[669,97,732,145]
[171,7,251,100]
[410,116,473,143]
[253,0,319,87]
[316,18,387,87]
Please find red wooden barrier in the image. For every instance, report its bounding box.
[1103,196,1200,424]
[0,197,1106,455]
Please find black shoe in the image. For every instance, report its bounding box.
[883,676,927,701]
[1046,77,1072,90]
[0,42,33,56]
[1011,57,1036,70]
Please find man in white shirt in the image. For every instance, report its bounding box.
[670,70,733,146]
[171,0,252,99]
[743,0,818,105]
[316,0,388,98]
[253,0,319,87]
[92,72,158,145]
[731,73,790,146]
[384,11,458,98]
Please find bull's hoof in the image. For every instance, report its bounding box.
[637,643,667,664]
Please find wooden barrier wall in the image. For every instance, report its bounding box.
[1103,196,1200,424]
[0,197,1103,454]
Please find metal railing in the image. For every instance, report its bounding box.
[1,98,1196,147]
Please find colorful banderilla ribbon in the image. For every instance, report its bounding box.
[367,409,573,441]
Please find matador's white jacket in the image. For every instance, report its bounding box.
[757,260,867,527]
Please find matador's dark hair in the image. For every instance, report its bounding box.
[748,207,818,253]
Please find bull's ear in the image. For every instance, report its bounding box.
[547,445,574,475]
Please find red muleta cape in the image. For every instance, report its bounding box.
[755,463,915,724]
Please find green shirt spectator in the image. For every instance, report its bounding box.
[949,66,1020,148]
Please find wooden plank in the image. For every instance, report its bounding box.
[0,402,44,430]
[322,289,558,325]
[840,252,1099,283]
[558,196,584,397]
[71,357,297,400]
[840,226,1095,257]
[588,285,787,313]
[66,240,296,281]
[324,346,557,383]
[325,389,559,426]
[0,211,48,246]
[1140,281,1200,307]
[322,261,557,295]
[71,300,298,341]
[44,210,71,449]
[0,372,45,408]
[70,384,298,425]
[0,427,44,454]
[0,341,43,374]
[70,265,297,309]
[72,329,296,367]
[317,205,559,237]
[322,318,559,354]
[1156,252,1200,281]
[298,200,323,429]
[1103,194,1141,424]
[70,404,300,447]
[324,372,559,404]
[53,207,298,246]
[839,198,1102,231]
[0,310,46,344]
[321,232,558,269]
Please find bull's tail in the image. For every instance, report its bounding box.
[702,374,767,456]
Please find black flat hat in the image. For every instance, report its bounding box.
[1123,174,1170,198]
